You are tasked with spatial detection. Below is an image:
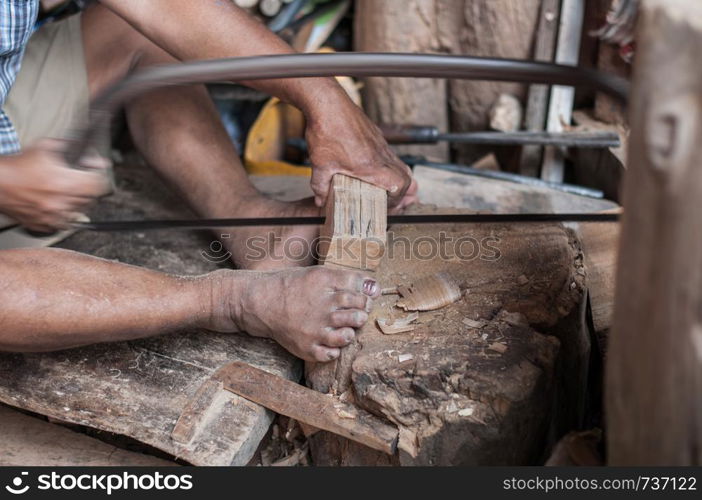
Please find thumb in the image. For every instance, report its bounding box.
[310,168,335,207]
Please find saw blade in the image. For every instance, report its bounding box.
[77,212,619,232]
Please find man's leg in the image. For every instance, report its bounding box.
[81,4,318,270]
[0,248,377,361]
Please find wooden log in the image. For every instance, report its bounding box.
[213,361,398,455]
[355,0,540,164]
[354,0,449,161]
[307,167,619,465]
[309,205,575,465]
[607,0,702,465]
[571,212,621,333]
[440,0,540,164]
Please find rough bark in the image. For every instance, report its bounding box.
[306,165,619,465]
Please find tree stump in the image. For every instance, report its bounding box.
[306,207,589,465]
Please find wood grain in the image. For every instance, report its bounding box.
[214,362,398,455]
[607,0,702,465]
[319,174,387,272]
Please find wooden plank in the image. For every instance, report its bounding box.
[521,0,561,177]
[213,361,398,455]
[570,209,621,333]
[319,174,387,272]
[0,405,175,466]
[412,165,618,214]
[571,110,628,203]
[541,0,585,182]
[607,0,702,465]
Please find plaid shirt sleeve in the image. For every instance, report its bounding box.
[0,0,39,155]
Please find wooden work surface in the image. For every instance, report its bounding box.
[0,404,176,466]
[0,164,618,466]
[0,162,301,466]
[308,166,619,465]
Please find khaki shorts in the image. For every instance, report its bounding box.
[0,14,92,247]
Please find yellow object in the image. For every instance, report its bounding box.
[244,69,362,177]
[244,97,311,176]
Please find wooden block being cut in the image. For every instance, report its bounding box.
[319,174,387,272]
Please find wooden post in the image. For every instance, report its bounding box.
[607,0,702,465]
[540,0,585,183]
[520,0,561,177]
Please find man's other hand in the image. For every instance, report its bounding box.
[306,97,417,210]
[0,139,111,232]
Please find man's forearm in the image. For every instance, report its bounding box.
[99,0,350,120]
[0,248,239,352]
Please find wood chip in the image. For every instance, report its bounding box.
[517,274,530,286]
[398,354,414,363]
[377,312,419,335]
[398,426,419,458]
[336,409,355,419]
[488,342,508,354]
[499,311,529,327]
[462,317,487,329]
[458,408,474,417]
[396,273,462,312]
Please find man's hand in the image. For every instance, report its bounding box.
[306,96,418,210]
[0,139,111,232]
[99,1,417,209]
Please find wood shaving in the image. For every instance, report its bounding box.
[458,408,474,417]
[462,317,487,329]
[396,273,462,311]
[377,312,419,335]
[488,342,508,354]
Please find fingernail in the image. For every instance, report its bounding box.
[355,311,369,324]
[363,279,379,296]
[344,331,355,343]
[327,351,339,361]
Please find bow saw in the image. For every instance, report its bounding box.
[63,52,628,231]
